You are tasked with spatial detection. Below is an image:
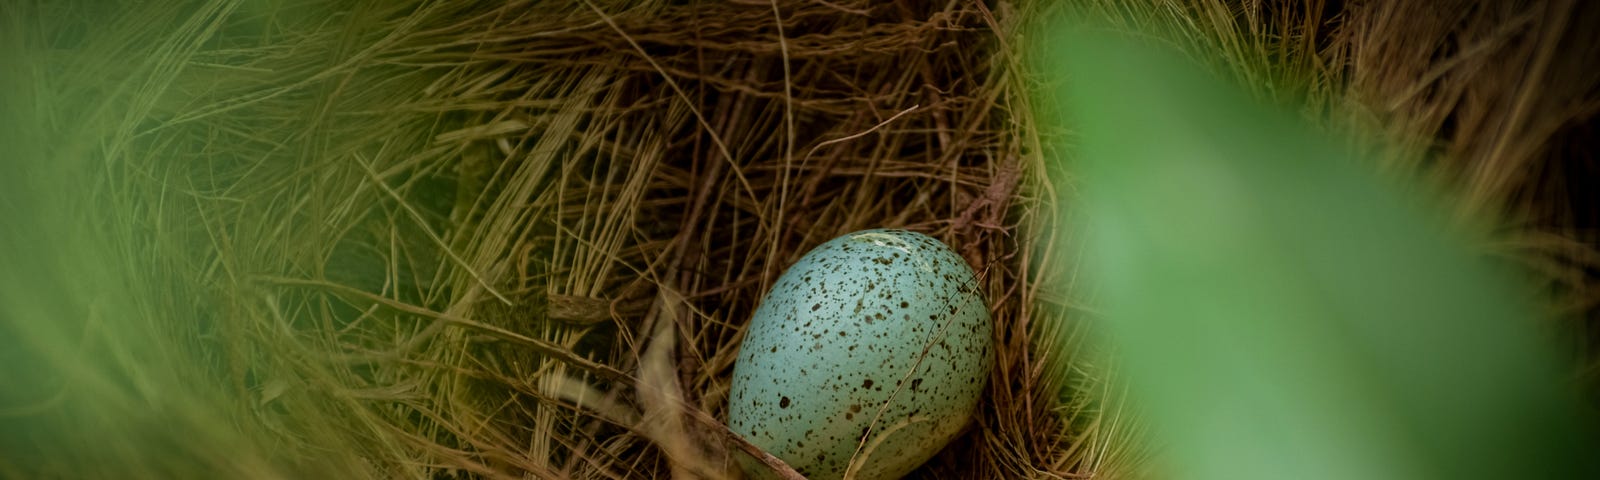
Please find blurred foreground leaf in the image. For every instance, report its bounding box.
[1047,28,1599,480]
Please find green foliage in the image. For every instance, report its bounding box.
[1046,26,1599,480]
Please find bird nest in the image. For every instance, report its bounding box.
[4,0,1597,478]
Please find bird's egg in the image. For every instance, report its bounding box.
[729,229,994,480]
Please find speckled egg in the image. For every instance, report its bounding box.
[728,229,993,480]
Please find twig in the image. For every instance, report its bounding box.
[682,407,809,480]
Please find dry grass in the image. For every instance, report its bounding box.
[2,0,1596,478]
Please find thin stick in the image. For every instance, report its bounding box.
[683,405,808,480]
[802,104,921,165]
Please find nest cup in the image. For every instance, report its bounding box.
[6,1,1599,478]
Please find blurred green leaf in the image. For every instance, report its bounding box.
[1047,27,1598,480]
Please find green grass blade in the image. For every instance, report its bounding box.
[1046,28,1598,480]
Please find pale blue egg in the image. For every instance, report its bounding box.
[729,229,994,480]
